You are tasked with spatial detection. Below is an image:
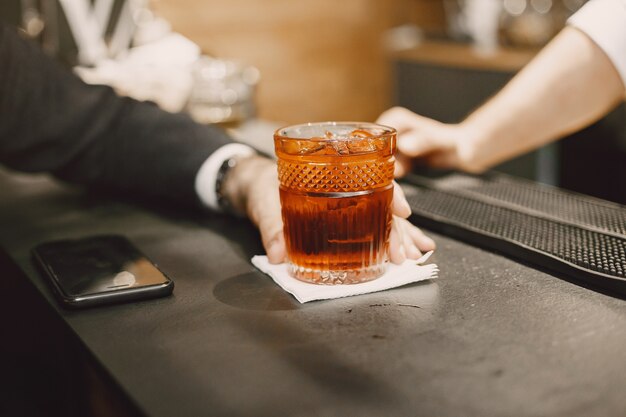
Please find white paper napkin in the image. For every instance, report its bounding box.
[251,251,438,303]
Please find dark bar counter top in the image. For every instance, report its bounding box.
[1,168,626,417]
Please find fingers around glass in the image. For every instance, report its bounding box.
[388,217,436,264]
[391,181,411,218]
[388,217,406,264]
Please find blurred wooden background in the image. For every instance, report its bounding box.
[152,0,446,124]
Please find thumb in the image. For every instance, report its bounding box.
[262,225,286,264]
[252,200,286,264]
[244,164,287,264]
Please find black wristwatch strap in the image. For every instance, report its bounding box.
[215,156,239,215]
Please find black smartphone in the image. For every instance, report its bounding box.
[32,235,174,308]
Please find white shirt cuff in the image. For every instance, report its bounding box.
[567,0,626,88]
[194,143,256,211]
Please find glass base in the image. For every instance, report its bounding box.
[287,262,387,285]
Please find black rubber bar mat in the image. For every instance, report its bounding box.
[401,172,626,296]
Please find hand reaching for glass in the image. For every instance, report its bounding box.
[376,107,482,177]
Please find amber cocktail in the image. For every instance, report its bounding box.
[275,122,396,284]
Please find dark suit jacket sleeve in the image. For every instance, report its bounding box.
[0,23,234,205]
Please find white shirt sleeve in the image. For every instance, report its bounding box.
[194,143,256,211]
[567,0,626,87]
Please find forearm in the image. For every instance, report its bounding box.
[0,23,233,205]
[459,27,625,171]
[54,99,233,205]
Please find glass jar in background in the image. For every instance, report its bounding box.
[444,0,589,48]
[187,56,260,126]
[500,0,589,47]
